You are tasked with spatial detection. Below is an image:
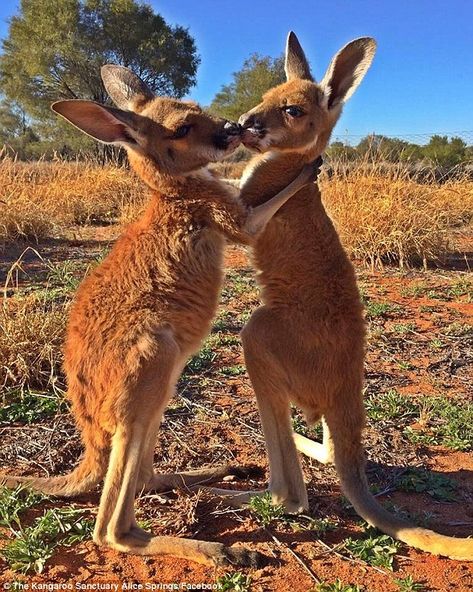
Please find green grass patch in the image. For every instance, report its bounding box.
[213,310,240,333]
[394,576,425,591]
[291,409,323,440]
[289,515,338,535]
[392,322,416,335]
[396,468,458,502]
[2,506,93,574]
[343,527,400,570]
[447,278,472,301]
[0,389,66,424]
[443,322,472,337]
[365,301,401,319]
[404,396,473,451]
[315,582,363,592]
[217,572,252,592]
[248,492,285,527]
[400,284,428,298]
[219,365,246,377]
[365,390,418,423]
[366,391,472,451]
[0,485,93,574]
[46,260,87,293]
[0,486,47,529]
[221,270,257,303]
[184,343,216,375]
[397,360,414,371]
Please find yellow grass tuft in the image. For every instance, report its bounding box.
[321,160,472,266]
[0,293,68,391]
[0,156,146,244]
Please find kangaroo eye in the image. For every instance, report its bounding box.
[284,106,304,118]
[173,124,192,139]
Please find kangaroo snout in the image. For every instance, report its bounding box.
[238,113,264,132]
[223,120,241,136]
[238,112,267,151]
[213,120,241,152]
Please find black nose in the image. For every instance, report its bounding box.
[224,121,241,136]
[238,113,263,131]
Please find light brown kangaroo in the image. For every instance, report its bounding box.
[208,33,473,561]
[0,65,317,566]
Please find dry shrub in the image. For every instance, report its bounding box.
[0,156,146,243]
[321,159,473,266]
[0,294,68,391]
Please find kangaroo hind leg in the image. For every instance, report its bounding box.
[206,308,308,513]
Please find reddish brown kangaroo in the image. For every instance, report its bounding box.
[1,64,317,566]
[209,33,473,561]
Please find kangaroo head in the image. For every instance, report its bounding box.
[51,65,241,182]
[239,32,376,157]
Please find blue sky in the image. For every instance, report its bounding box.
[1,0,472,140]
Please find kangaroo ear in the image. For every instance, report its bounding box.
[320,38,376,109]
[285,31,313,81]
[51,100,141,146]
[101,64,155,110]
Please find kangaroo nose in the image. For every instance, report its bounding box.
[224,121,241,136]
[238,113,263,131]
[238,113,252,128]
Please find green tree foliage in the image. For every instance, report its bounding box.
[327,134,471,167]
[0,0,199,154]
[0,99,26,140]
[210,54,285,122]
[0,99,42,157]
[422,135,467,167]
[326,141,358,161]
[355,134,422,162]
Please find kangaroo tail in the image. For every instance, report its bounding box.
[336,449,473,561]
[0,441,108,497]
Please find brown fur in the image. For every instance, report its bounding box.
[0,65,316,567]
[209,33,473,561]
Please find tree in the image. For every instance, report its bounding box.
[0,98,43,158]
[355,134,422,162]
[422,135,467,167]
[0,0,199,152]
[326,141,357,161]
[0,99,26,141]
[210,54,285,122]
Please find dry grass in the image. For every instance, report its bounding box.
[321,168,473,266]
[0,293,67,392]
[1,155,472,266]
[0,156,146,244]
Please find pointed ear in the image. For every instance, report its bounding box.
[285,31,313,81]
[51,100,141,145]
[101,64,154,110]
[320,37,376,109]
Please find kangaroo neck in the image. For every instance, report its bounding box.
[240,150,316,208]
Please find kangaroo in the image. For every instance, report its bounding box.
[1,65,318,566]
[208,33,473,561]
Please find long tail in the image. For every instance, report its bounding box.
[338,452,473,561]
[300,436,473,561]
[0,441,108,497]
